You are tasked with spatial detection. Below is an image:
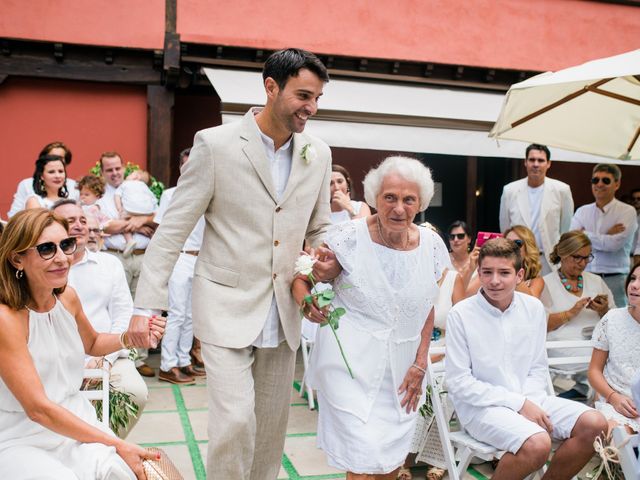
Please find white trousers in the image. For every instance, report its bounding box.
[201,341,296,480]
[161,253,196,371]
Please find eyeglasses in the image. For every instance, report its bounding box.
[512,239,524,247]
[570,253,594,263]
[27,237,77,260]
[591,177,612,185]
[448,233,467,240]
[87,228,101,234]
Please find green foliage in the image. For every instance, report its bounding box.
[86,381,139,434]
[89,161,165,201]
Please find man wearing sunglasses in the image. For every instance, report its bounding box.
[499,144,574,275]
[51,199,148,438]
[570,164,637,307]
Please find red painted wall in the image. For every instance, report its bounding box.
[0,77,147,218]
[178,0,640,72]
[0,0,165,49]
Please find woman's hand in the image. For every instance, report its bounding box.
[331,190,352,212]
[609,392,639,419]
[587,294,609,317]
[148,315,166,346]
[115,441,157,480]
[567,298,590,319]
[398,364,425,414]
[292,277,327,324]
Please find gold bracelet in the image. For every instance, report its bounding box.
[119,331,132,349]
[606,390,618,403]
[411,363,426,374]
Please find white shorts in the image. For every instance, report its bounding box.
[464,395,593,454]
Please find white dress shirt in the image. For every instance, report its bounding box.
[251,123,293,348]
[98,183,152,251]
[445,291,549,426]
[528,184,544,250]
[155,187,204,251]
[68,249,133,364]
[570,198,637,274]
[8,177,78,218]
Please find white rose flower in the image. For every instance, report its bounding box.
[294,254,317,276]
[301,144,317,165]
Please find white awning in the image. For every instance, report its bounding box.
[204,68,639,165]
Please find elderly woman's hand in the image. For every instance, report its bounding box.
[398,363,426,414]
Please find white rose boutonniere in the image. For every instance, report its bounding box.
[301,144,317,165]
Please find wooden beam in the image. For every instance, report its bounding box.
[147,85,174,185]
[466,156,478,234]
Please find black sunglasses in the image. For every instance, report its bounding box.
[591,176,612,185]
[27,237,77,260]
[448,233,467,240]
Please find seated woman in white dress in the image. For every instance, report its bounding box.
[25,154,75,211]
[293,156,449,479]
[541,231,614,397]
[588,260,640,433]
[329,164,371,224]
[0,209,166,480]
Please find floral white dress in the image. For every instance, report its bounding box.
[308,218,448,473]
[591,307,640,431]
[0,299,135,479]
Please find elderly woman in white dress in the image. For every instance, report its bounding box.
[293,156,449,479]
[0,209,165,479]
[588,260,640,433]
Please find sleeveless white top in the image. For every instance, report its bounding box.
[308,218,448,421]
[434,269,457,331]
[0,299,102,450]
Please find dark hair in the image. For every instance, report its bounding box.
[39,141,72,165]
[593,163,621,182]
[332,164,353,193]
[479,237,522,271]
[51,198,80,211]
[32,155,69,199]
[262,48,329,89]
[525,144,550,162]
[447,220,472,238]
[626,259,640,291]
[179,148,191,168]
[76,175,105,198]
[99,151,123,170]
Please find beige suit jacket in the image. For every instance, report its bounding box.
[499,177,574,265]
[134,110,332,349]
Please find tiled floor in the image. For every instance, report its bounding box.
[131,353,599,480]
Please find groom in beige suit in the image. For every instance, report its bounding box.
[129,49,332,479]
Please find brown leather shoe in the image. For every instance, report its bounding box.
[181,365,206,377]
[190,340,205,369]
[136,363,155,378]
[159,367,196,385]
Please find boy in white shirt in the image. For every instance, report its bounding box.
[446,238,607,480]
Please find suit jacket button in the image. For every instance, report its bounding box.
[273,273,277,280]
[274,240,280,247]
[275,206,282,212]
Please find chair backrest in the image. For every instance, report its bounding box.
[612,426,640,479]
[81,366,110,429]
[544,339,593,395]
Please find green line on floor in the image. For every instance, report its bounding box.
[467,466,490,480]
[173,384,207,480]
[286,432,317,438]
[282,453,301,479]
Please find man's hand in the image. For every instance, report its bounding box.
[519,399,553,433]
[128,315,151,348]
[311,246,342,282]
[606,223,625,235]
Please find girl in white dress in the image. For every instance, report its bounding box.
[293,157,449,479]
[0,209,165,479]
[588,260,640,433]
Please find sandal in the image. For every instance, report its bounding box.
[397,466,412,480]
[426,467,445,480]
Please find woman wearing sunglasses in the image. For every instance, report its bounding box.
[541,231,615,398]
[25,154,71,211]
[0,209,165,479]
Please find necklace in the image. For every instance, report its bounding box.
[558,269,583,292]
[376,216,409,250]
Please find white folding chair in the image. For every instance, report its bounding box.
[299,333,316,409]
[612,426,640,479]
[81,364,110,429]
[544,339,593,396]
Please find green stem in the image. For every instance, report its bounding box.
[308,274,354,379]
